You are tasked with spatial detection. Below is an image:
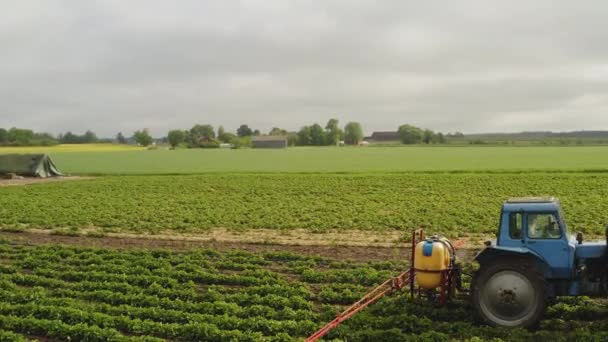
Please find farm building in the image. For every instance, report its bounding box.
[366,131,400,142]
[252,136,288,149]
[0,154,63,178]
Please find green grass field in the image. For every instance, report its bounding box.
[2,144,608,174]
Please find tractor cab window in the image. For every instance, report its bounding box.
[509,212,522,239]
[527,213,561,239]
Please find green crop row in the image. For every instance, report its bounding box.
[0,242,606,341]
[1,173,608,236]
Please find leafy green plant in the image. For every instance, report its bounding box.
[2,173,608,237]
[0,243,604,341]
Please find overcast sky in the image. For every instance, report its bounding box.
[1,1,608,137]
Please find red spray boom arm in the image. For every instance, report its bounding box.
[305,271,410,342]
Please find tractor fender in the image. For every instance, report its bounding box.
[474,246,552,279]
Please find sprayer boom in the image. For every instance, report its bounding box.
[305,271,410,342]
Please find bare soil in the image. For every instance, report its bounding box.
[60,227,488,249]
[102,228,411,248]
[0,230,478,262]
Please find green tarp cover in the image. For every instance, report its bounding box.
[0,154,63,178]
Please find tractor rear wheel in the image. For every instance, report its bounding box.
[472,260,546,328]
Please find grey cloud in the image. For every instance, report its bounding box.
[1,0,608,136]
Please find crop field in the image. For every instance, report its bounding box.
[1,145,606,174]
[1,146,608,341]
[1,173,608,237]
[0,241,605,341]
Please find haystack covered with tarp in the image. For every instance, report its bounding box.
[0,154,63,178]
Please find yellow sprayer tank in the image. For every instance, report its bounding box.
[414,237,453,289]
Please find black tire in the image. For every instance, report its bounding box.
[471,259,546,328]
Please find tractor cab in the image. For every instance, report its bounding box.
[472,197,608,328]
[495,197,575,279]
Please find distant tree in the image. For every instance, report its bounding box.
[422,129,434,144]
[218,126,234,143]
[8,128,35,145]
[59,131,97,144]
[268,127,287,136]
[237,124,253,137]
[325,118,342,146]
[167,130,185,148]
[60,131,79,144]
[33,132,58,146]
[253,129,261,136]
[190,124,215,141]
[297,126,312,145]
[219,132,236,143]
[0,127,55,146]
[0,128,7,144]
[116,132,127,144]
[398,124,424,144]
[310,123,326,146]
[344,122,364,145]
[325,119,339,130]
[133,129,153,147]
[83,130,98,143]
[434,132,446,144]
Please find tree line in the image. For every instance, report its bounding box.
[166,124,259,149]
[295,120,363,146]
[0,128,58,146]
[0,127,131,147]
[0,128,108,146]
[397,125,447,144]
[0,122,449,148]
[165,120,365,148]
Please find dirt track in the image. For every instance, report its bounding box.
[0,230,478,262]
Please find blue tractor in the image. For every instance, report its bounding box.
[472,197,608,327]
[307,197,607,340]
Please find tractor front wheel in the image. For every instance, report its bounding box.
[472,261,546,328]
